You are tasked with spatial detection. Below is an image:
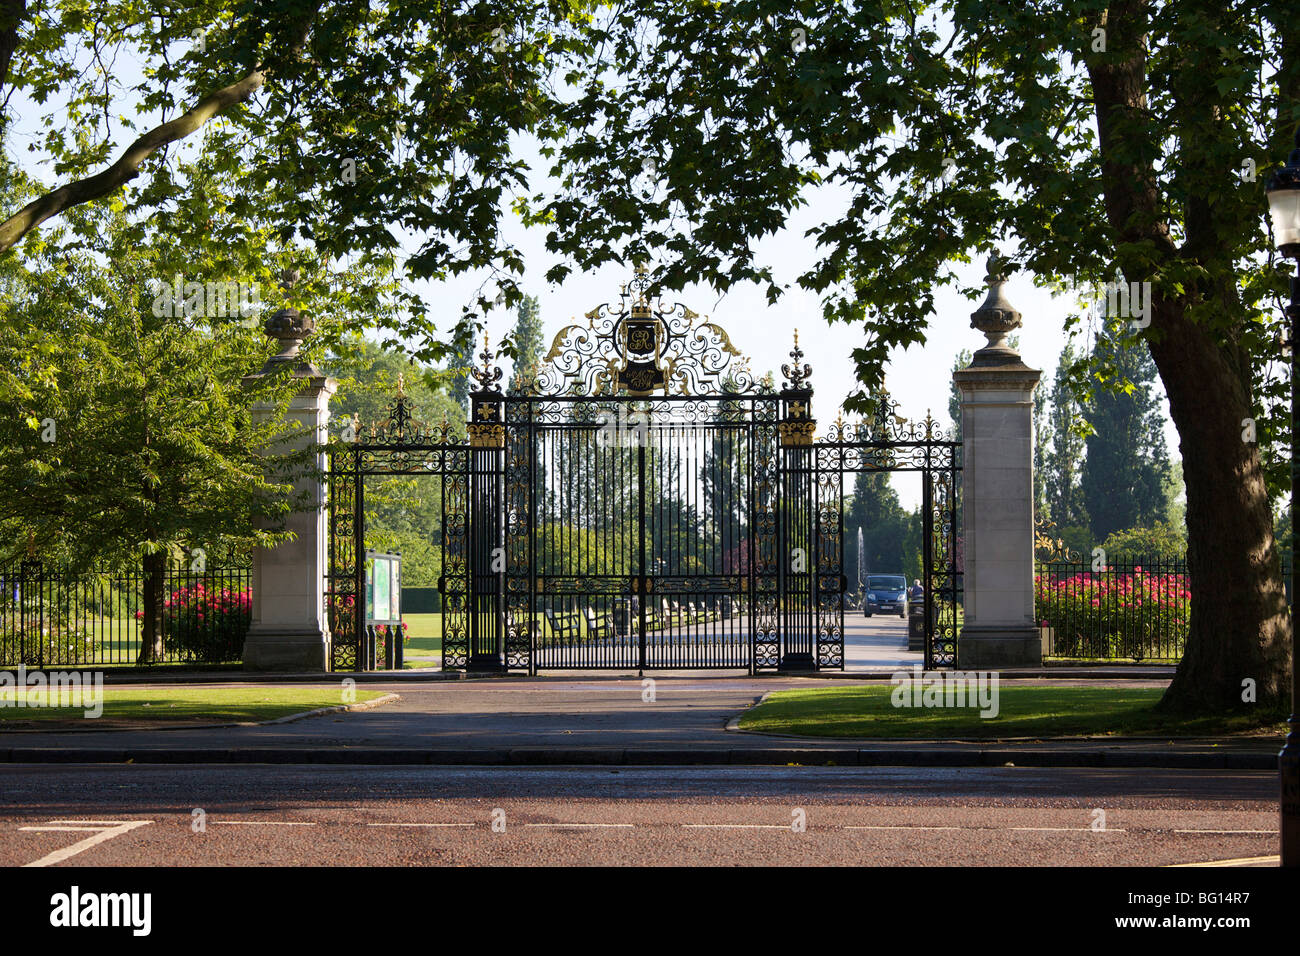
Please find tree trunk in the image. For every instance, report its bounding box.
[0,0,25,97]
[1086,0,1291,711]
[1146,302,1291,711]
[137,551,166,664]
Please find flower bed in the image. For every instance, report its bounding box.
[137,583,252,663]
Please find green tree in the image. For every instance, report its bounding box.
[1080,318,1173,541]
[1101,522,1187,561]
[844,471,908,579]
[1032,381,1050,524]
[0,209,306,661]
[447,330,474,416]
[0,122,406,656]
[1165,461,1187,537]
[1044,345,1089,532]
[507,294,545,393]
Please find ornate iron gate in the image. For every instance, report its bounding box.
[325,267,960,671]
[324,386,468,672]
[814,397,962,669]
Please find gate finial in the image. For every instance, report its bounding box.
[782,328,811,390]
[471,327,503,392]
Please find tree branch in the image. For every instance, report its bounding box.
[0,4,322,255]
[0,67,264,254]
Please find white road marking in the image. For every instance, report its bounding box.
[1169,855,1280,867]
[1172,829,1277,835]
[682,824,793,829]
[1006,827,1127,833]
[366,823,476,828]
[525,823,634,828]
[20,819,153,867]
[844,825,961,831]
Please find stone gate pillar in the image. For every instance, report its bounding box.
[952,260,1042,668]
[241,294,336,671]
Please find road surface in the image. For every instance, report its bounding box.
[0,764,1278,866]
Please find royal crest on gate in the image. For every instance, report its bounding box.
[535,264,751,397]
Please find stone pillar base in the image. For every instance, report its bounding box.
[242,626,329,672]
[958,625,1041,668]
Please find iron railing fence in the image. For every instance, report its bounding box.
[0,561,251,668]
[1037,555,1293,664]
[1036,556,1191,662]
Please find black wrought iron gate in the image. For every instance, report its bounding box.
[324,390,468,672]
[325,268,960,672]
[814,402,963,669]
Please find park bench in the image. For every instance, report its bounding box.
[544,608,583,644]
[581,606,615,640]
[659,599,688,629]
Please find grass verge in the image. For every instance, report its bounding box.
[737,685,1288,739]
[0,686,386,725]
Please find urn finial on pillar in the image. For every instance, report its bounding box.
[256,268,320,375]
[968,254,1024,366]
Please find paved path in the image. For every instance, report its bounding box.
[844,614,921,669]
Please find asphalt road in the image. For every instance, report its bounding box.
[0,764,1280,866]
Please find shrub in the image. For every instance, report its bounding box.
[1,592,96,665]
[137,583,252,663]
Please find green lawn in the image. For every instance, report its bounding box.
[0,686,386,723]
[402,612,443,658]
[737,685,1289,739]
[399,608,649,663]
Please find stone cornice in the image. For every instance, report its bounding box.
[953,364,1041,391]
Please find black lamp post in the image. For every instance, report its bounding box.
[1265,128,1300,867]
